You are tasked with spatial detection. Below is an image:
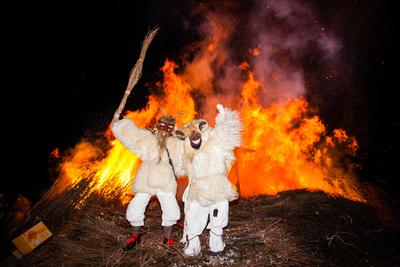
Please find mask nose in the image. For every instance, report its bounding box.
[190,131,201,140]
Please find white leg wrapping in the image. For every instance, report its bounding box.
[209,228,224,252]
[156,190,180,226]
[126,192,152,226]
[184,201,209,256]
[208,200,229,253]
[184,235,201,256]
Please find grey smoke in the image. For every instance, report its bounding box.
[181,0,342,117]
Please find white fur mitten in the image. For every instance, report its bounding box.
[217,103,225,115]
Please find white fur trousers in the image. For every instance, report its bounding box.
[183,199,229,256]
[126,191,180,227]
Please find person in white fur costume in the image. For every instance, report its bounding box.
[111,110,186,250]
[180,104,242,257]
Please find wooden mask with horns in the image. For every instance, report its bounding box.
[155,106,184,137]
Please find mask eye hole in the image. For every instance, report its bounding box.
[198,121,208,132]
[175,130,186,140]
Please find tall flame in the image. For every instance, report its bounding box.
[52,56,364,206]
[51,8,365,205]
[233,63,362,201]
[51,59,197,206]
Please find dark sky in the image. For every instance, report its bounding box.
[5,0,397,204]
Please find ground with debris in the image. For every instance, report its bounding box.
[1,185,399,266]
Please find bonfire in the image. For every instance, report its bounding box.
[1,9,399,266]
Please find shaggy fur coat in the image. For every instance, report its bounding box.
[184,104,242,206]
[112,119,185,195]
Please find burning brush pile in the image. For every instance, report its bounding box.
[2,1,400,266]
[1,185,399,266]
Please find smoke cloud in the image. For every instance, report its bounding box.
[179,0,342,118]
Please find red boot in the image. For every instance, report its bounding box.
[163,237,174,247]
[123,232,141,251]
[162,225,174,247]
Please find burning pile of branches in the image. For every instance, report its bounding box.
[2,189,399,266]
[2,8,399,264]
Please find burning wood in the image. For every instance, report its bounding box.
[1,0,398,265]
[50,57,366,209]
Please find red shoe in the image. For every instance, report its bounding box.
[123,232,141,251]
[163,237,174,247]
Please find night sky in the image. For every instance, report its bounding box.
[5,0,397,205]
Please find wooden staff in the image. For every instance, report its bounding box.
[111,26,159,124]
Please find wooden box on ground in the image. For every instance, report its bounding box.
[12,221,53,255]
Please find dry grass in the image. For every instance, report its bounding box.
[1,186,400,266]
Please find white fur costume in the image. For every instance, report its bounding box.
[182,104,242,256]
[112,119,185,227]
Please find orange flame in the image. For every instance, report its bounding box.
[52,11,365,205]
[53,57,365,206]
[232,64,363,201]
[51,59,197,206]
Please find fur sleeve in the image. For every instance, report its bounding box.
[213,104,243,151]
[166,138,187,177]
[111,118,158,161]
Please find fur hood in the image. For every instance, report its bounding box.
[183,104,242,206]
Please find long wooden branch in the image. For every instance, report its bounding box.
[112,26,159,124]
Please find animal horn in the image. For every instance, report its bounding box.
[172,112,184,119]
[182,121,192,128]
[158,105,167,116]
